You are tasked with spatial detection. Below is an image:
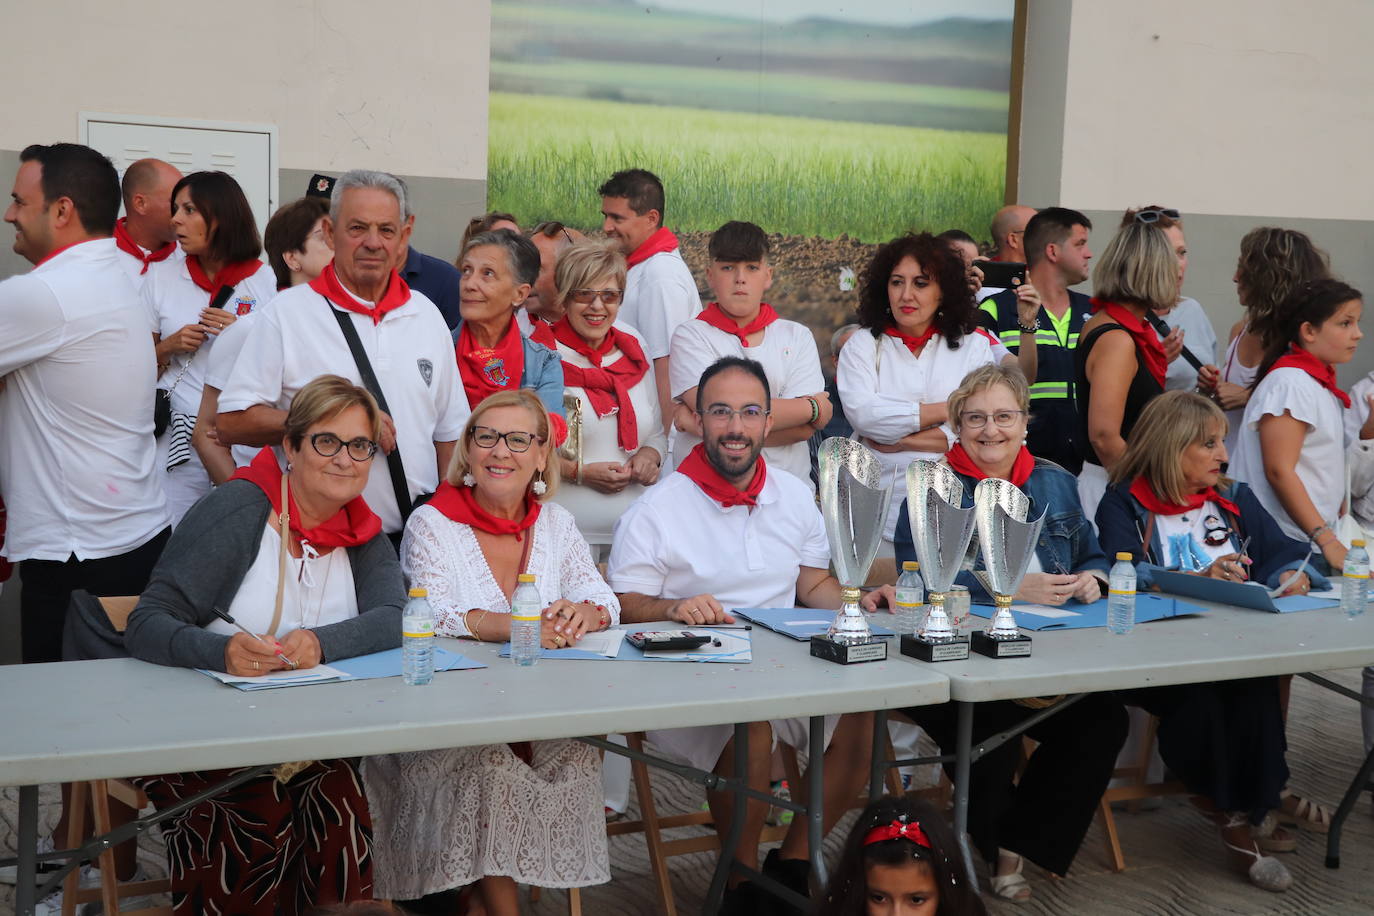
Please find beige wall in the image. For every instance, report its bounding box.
[2,0,489,180]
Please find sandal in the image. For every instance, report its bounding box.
[1253,813,1298,853]
[989,850,1032,902]
[1278,790,1332,833]
[1216,813,1292,892]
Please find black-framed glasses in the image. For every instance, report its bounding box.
[310,433,378,461]
[533,220,575,246]
[959,409,1026,429]
[701,405,770,424]
[470,426,542,452]
[569,288,623,305]
[1134,207,1181,224]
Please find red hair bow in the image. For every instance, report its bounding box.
[862,819,932,849]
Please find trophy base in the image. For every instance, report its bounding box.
[810,635,888,664]
[900,634,970,663]
[971,630,1033,658]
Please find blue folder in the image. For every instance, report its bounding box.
[734,608,896,641]
[331,646,485,679]
[1149,569,1338,613]
[968,594,1207,631]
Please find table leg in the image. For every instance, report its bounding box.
[952,701,979,893]
[15,784,37,916]
[702,723,749,915]
[1326,740,1374,869]
[809,715,828,889]
[869,709,888,801]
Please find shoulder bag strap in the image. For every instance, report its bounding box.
[326,297,415,521]
[269,472,290,637]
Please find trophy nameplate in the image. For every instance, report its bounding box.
[900,461,974,663]
[810,439,891,664]
[969,478,1045,659]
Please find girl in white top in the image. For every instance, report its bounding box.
[1204,227,1329,455]
[533,241,667,546]
[144,171,275,525]
[668,221,831,488]
[1230,278,1363,570]
[837,233,1000,540]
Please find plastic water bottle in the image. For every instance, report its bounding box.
[1107,552,1136,635]
[894,561,925,634]
[511,573,542,667]
[402,587,435,685]
[1342,539,1369,618]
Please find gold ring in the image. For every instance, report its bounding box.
[554,635,566,647]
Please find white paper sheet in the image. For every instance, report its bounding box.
[1014,605,1082,619]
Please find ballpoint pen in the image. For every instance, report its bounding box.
[211,606,298,670]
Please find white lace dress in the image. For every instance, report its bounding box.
[362,501,619,897]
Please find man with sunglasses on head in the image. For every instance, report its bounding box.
[521,220,588,331]
[607,356,873,913]
[978,207,1094,473]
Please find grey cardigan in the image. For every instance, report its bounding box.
[125,480,405,671]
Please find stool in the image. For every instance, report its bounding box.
[62,779,171,915]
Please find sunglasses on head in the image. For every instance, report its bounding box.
[1134,207,1181,224]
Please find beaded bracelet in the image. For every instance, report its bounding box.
[806,396,820,426]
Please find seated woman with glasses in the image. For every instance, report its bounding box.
[528,240,666,550]
[363,389,617,914]
[1096,390,1328,893]
[871,364,1125,901]
[124,375,404,915]
[454,229,565,419]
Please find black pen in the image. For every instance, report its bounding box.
[211,606,297,669]
[698,624,753,631]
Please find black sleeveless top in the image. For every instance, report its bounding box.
[1075,323,1164,468]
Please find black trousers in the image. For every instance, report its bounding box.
[903,692,1128,876]
[1123,677,1288,823]
[19,527,170,663]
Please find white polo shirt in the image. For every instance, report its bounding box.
[141,257,277,415]
[619,248,702,360]
[218,278,470,533]
[203,313,264,469]
[0,238,169,561]
[115,241,184,290]
[668,316,824,487]
[608,463,830,610]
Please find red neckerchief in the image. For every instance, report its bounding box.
[425,480,541,541]
[676,443,767,509]
[112,218,175,274]
[863,819,932,849]
[1129,476,1240,518]
[532,318,649,452]
[230,448,382,550]
[187,256,262,309]
[33,239,90,267]
[882,324,938,355]
[944,442,1035,487]
[1089,298,1167,387]
[308,261,411,325]
[1271,344,1352,408]
[626,227,679,269]
[695,302,778,348]
[456,319,524,409]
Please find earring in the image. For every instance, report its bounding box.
[285,462,293,473]
[532,471,548,496]
[462,472,476,487]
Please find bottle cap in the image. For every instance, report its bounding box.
[408,587,428,597]
[517,573,536,583]
[902,561,919,571]
[1354,539,1367,548]
[1115,552,1132,561]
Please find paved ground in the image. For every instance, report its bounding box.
[3,668,1371,915]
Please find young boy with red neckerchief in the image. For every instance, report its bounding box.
[667,220,832,491]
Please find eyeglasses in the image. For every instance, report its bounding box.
[701,405,770,424]
[959,410,1026,429]
[532,220,575,246]
[569,288,623,305]
[1134,207,1181,224]
[470,426,543,452]
[310,433,378,461]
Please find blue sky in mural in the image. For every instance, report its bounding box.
[647,0,1012,25]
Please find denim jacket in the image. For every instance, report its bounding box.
[1095,480,1328,592]
[894,458,1109,603]
[451,322,566,418]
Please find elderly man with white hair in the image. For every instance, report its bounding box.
[217,169,468,537]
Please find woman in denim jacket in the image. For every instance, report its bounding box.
[1096,391,1328,893]
[874,365,1127,902]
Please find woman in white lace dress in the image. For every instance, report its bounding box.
[362,389,619,913]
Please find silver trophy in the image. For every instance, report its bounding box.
[900,460,975,662]
[970,478,1045,658]
[810,438,891,664]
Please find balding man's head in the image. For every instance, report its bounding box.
[121,158,182,244]
[989,205,1036,261]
